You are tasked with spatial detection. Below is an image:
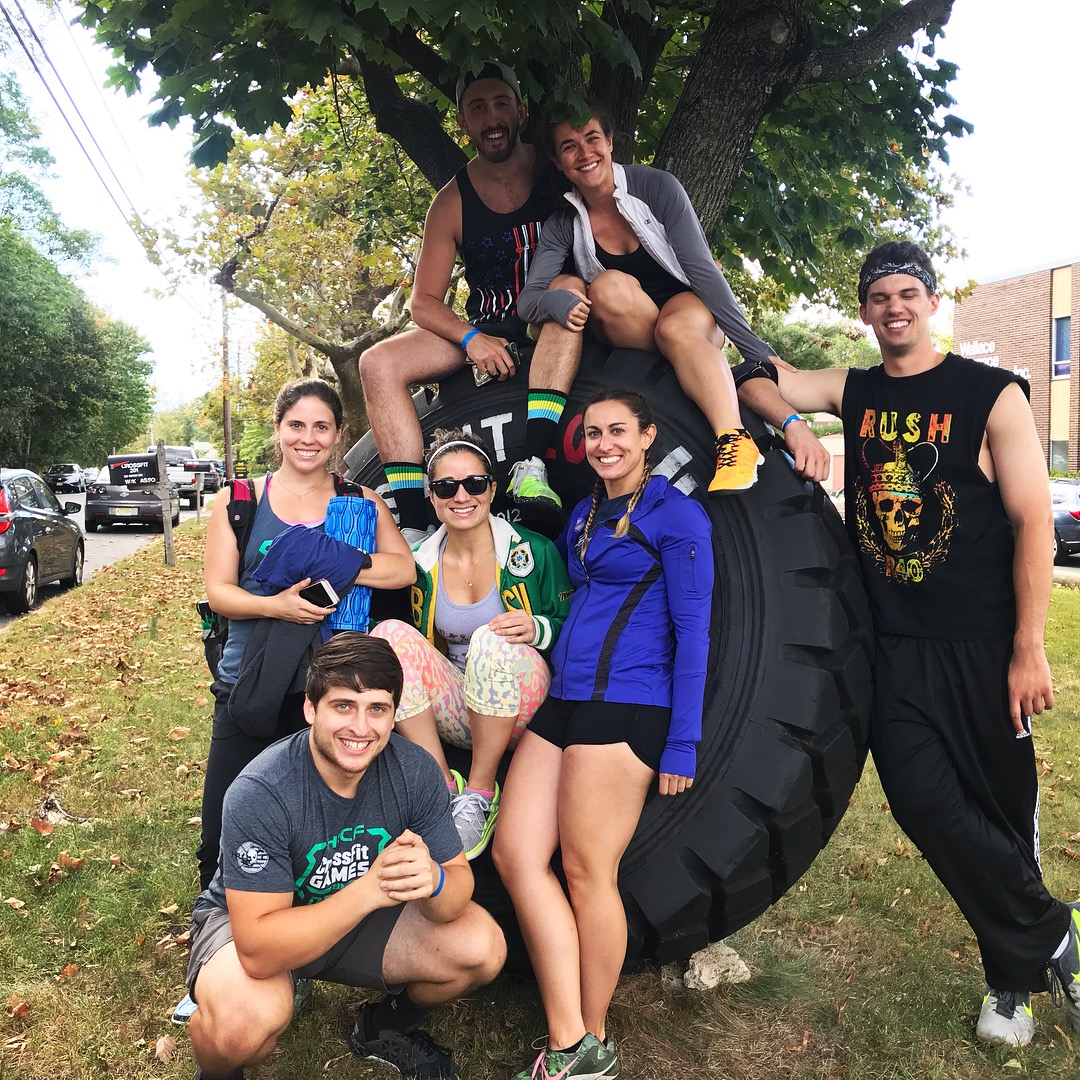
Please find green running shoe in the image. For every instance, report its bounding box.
[510,1033,618,1079]
[507,457,562,509]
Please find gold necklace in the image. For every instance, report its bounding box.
[274,473,328,499]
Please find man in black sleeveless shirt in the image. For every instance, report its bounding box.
[360,63,583,539]
[737,240,1080,1048]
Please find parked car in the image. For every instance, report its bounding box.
[43,463,87,493]
[148,445,202,508]
[200,460,223,493]
[0,468,84,613]
[1052,478,1080,564]
[85,466,181,532]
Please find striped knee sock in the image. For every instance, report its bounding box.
[525,389,568,461]
[384,461,427,532]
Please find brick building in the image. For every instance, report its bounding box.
[952,261,1078,472]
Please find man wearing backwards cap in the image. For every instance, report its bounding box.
[360,62,581,540]
[737,239,1080,1048]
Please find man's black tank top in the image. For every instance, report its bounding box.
[456,165,553,325]
[593,238,689,310]
[842,352,1026,639]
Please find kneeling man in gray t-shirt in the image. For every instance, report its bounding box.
[186,631,505,1080]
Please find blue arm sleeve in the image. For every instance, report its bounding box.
[657,498,714,778]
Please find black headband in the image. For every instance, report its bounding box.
[858,262,937,305]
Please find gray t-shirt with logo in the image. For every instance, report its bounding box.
[199,730,461,910]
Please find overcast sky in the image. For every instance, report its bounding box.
[14,0,1077,406]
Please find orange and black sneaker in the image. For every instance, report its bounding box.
[708,429,763,494]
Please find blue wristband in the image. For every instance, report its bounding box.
[781,413,804,432]
[430,863,446,898]
[461,328,480,350]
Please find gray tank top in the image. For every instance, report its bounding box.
[434,564,503,672]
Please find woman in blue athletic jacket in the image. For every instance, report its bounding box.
[493,388,714,1080]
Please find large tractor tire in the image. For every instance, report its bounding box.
[346,343,873,966]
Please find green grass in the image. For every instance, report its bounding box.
[2,530,1080,1078]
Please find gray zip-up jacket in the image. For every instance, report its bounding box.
[517,162,773,364]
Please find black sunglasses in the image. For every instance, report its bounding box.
[430,474,494,499]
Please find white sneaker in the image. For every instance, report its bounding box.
[976,987,1034,1046]
[401,525,435,548]
[171,992,198,1025]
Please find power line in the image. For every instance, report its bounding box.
[0,0,212,320]
[51,0,146,186]
[9,0,142,218]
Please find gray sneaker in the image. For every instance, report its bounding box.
[1046,901,1080,1032]
[450,786,500,860]
[976,987,1034,1046]
[507,457,561,509]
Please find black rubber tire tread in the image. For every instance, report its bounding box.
[59,542,84,589]
[4,552,38,615]
[346,342,872,965]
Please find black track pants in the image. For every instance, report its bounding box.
[195,680,307,891]
[870,634,1070,991]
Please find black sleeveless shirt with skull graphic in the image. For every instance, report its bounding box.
[841,353,1026,639]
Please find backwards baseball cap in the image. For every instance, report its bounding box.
[455,61,522,107]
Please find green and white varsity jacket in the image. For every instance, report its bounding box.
[409,516,573,660]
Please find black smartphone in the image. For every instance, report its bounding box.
[299,579,339,607]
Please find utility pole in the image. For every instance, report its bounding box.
[222,288,234,481]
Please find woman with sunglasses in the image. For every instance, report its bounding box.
[493,388,713,1080]
[370,428,572,859]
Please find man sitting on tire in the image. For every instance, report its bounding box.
[185,632,505,1080]
[359,62,583,539]
[737,239,1080,1048]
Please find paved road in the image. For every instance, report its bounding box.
[0,492,213,631]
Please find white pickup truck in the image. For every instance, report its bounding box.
[149,446,202,508]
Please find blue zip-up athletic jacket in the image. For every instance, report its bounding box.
[552,476,714,778]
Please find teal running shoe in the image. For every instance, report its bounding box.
[510,1033,618,1079]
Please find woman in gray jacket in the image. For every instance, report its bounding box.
[518,105,779,495]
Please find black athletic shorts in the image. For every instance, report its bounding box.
[185,898,404,1000]
[528,697,671,770]
[472,317,533,349]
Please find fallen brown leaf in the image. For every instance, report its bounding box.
[57,963,78,982]
[4,897,28,917]
[58,851,85,870]
[154,1034,178,1063]
[784,1030,809,1052]
[167,727,190,741]
[4,994,30,1020]
[30,818,54,835]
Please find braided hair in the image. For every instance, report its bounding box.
[577,389,654,559]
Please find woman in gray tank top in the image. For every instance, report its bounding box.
[370,429,572,860]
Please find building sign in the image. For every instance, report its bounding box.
[957,339,1030,382]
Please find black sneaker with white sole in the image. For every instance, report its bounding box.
[349,1005,459,1079]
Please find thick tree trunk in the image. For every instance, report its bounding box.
[652,0,955,237]
[358,57,466,190]
[654,1,807,237]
